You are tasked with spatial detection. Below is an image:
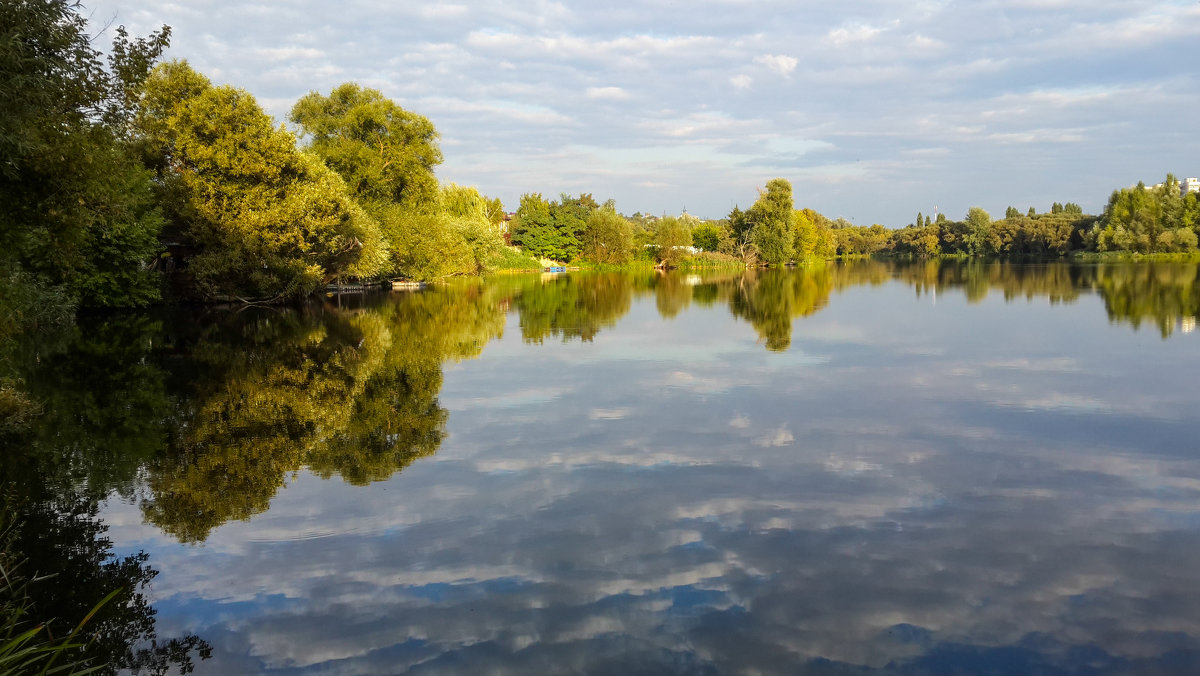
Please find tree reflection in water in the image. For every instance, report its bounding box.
[5,260,1199,673]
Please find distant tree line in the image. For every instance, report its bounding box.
[831,175,1200,258]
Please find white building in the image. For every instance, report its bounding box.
[1182,178,1200,196]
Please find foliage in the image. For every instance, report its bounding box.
[1091,176,1200,254]
[692,223,721,252]
[139,63,386,298]
[727,205,753,245]
[964,206,993,256]
[0,379,39,439]
[793,208,836,260]
[653,216,693,267]
[0,0,170,307]
[0,492,209,675]
[290,82,442,209]
[833,222,891,256]
[0,262,75,342]
[510,193,591,262]
[487,246,543,271]
[513,273,633,343]
[581,207,634,264]
[747,179,795,265]
[676,252,746,269]
[434,183,505,275]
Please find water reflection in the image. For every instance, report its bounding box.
[510,272,634,343]
[5,261,1200,674]
[142,287,507,542]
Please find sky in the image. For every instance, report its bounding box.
[82,0,1200,225]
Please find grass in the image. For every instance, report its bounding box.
[1,516,113,676]
[486,246,542,271]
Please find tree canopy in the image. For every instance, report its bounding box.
[290,82,442,208]
[138,63,386,298]
[747,179,795,266]
[1,0,171,307]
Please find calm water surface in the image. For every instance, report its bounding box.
[12,261,1200,674]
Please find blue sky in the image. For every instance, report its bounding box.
[85,0,1199,225]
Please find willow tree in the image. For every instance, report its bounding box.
[384,183,504,281]
[138,62,385,299]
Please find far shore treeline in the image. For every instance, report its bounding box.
[5,1,1200,331]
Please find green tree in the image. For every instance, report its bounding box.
[290,82,441,208]
[139,63,386,298]
[728,205,752,244]
[654,215,693,267]
[964,207,993,256]
[581,206,634,263]
[748,178,795,265]
[511,192,558,260]
[510,193,589,262]
[0,0,171,307]
[793,209,818,259]
[436,183,505,274]
[692,222,721,252]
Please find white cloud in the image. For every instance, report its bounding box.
[586,86,632,100]
[754,53,798,76]
[754,426,794,447]
[730,74,753,90]
[418,3,469,19]
[253,46,324,61]
[825,23,883,46]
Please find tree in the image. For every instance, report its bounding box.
[692,222,720,252]
[581,207,633,263]
[794,209,818,259]
[290,82,442,209]
[139,62,386,298]
[964,207,993,256]
[654,216,693,267]
[1089,177,1196,254]
[509,193,591,262]
[511,193,560,260]
[0,0,171,307]
[728,205,752,244]
[748,178,795,265]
